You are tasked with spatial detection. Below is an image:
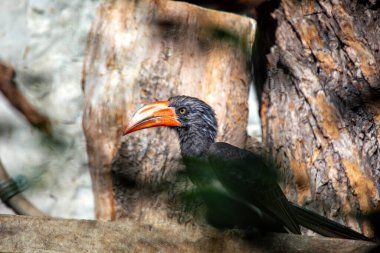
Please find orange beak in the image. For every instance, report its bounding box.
[123,100,181,135]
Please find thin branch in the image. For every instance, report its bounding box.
[0,63,52,135]
[0,159,45,216]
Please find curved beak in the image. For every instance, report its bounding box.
[123,100,181,135]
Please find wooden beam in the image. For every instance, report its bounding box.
[0,215,376,252]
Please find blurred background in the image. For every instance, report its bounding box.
[0,0,260,219]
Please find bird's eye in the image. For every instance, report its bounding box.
[178,108,187,115]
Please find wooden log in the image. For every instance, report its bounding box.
[255,0,380,236]
[179,0,267,17]
[0,214,376,253]
[82,0,255,223]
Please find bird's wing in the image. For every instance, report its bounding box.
[207,142,301,234]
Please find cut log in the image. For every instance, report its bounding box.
[0,214,376,253]
[179,0,266,17]
[82,0,255,223]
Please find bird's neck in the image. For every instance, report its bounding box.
[176,126,216,158]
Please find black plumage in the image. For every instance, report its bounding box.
[207,142,300,234]
[124,95,371,240]
[169,96,217,158]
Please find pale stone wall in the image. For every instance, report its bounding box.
[0,0,100,219]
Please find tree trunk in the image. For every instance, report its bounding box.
[82,0,255,227]
[256,0,380,237]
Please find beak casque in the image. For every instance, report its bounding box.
[123,100,181,135]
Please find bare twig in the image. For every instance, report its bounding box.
[0,63,52,135]
[0,159,45,216]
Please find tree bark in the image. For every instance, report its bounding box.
[180,0,266,17]
[256,0,380,237]
[82,0,255,225]
[0,214,376,253]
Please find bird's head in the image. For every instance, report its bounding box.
[123,96,218,155]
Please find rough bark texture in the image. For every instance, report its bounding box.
[0,214,376,253]
[181,0,266,17]
[256,0,380,237]
[82,0,255,225]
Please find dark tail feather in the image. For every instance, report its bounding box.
[290,203,373,241]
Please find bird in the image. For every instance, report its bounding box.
[123,95,371,240]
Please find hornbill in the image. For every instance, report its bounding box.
[123,95,371,240]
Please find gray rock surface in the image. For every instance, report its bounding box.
[0,0,100,219]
